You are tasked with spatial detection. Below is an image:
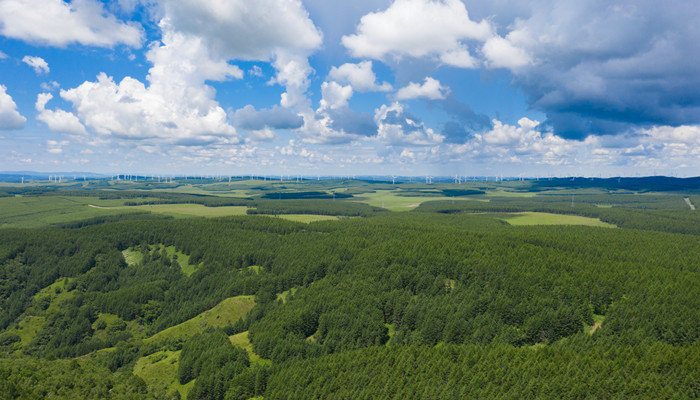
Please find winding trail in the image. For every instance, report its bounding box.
[684,198,695,210]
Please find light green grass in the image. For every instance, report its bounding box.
[229,331,270,365]
[12,316,45,347]
[385,323,395,346]
[588,314,606,334]
[274,214,340,223]
[484,189,537,198]
[112,204,249,218]
[124,244,200,276]
[145,296,255,344]
[121,248,144,266]
[7,278,76,348]
[353,190,483,211]
[276,287,298,303]
[133,350,194,399]
[499,212,616,228]
[248,265,263,274]
[163,245,198,276]
[0,196,136,228]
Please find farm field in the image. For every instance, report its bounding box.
[351,189,485,210]
[0,195,135,228]
[108,203,249,218]
[496,212,617,227]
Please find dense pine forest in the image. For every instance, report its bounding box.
[0,177,698,399]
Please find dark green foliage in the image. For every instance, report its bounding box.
[178,329,250,400]
[263,341,699,399]
[53,212,173,229]
[441,189,486,196]
[248,199,384,216]
[0,357,161,399]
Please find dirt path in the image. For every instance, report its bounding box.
[684,198,695,210]
[88,204,110,209]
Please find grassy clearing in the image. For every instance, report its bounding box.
[6,278,76,349]
[133,350,194,399]
[112,204,249,218]
[483,189,537,198]
[123,245,200,276]
[163,245,198,276]
[248,265,263,274]
[121,248,144,266]
[145,296,255,344]
[589,314,606,334]
[352,190,484,211]
[274,214,340,223]
[12,316,44,347]
[385,323,395,346]
[229,331,270,365]
[0,196,136,228]
[498,212,616,228]
[276,287,298,304]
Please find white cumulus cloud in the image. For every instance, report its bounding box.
[22,55,49,74]
[58,24,241,144]
[158,0,323,110]
[328,61,392,92]
[482,36,533,69]
[320,82,353,110]
[395,77,449,100]
[342,0,492,67]
[35,93,87,136]
[0,85,26,130]
[0,0,142,48]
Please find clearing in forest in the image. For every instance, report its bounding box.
[353,189,484,211]
[145,295,255,344]
[498,212,616,227]
[133,350,194,398]
[122,245,200,276]
[229,331,270,365]
[113,203,249,218]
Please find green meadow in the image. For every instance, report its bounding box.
[145,296,255,344]
[497,212,617,227]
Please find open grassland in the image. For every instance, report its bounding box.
[483,189,537,198]
[145,296,255,344]
[133,350,194,399]
[353,189,484,211]
[112,204,249,218]
[498,212,616,227]
[0,196,135,228]
[229,331,270,365]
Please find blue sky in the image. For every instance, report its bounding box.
[1,0,699,177]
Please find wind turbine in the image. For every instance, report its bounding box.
[392,175,396,185]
